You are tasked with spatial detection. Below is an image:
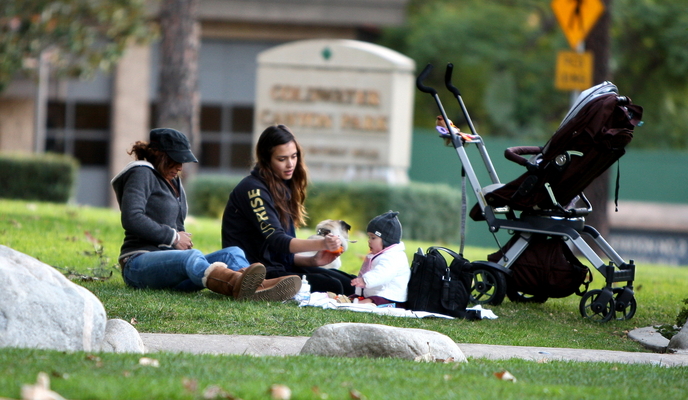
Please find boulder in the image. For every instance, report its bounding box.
[0,245,140,353]
[300,323,467,362]
[99,318,145,353]
[668,321,688,353]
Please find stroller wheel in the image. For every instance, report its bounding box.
[612,287,637,321]
[579,289,615,323]
[468,266,506,306]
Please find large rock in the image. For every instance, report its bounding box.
[0,245,140,353]
[300,323,467,362]
[668,321,688,353]
[99,319,145,353]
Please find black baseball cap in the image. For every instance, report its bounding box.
[149,128,198,163]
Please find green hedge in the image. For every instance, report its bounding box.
[187,174,243,219]
[187,175,463,243]
[0,152,79,203]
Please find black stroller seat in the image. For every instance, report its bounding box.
[471,81,643,221]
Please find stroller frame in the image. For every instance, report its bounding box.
[416,63,637,322]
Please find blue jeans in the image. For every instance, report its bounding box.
[122,247,250,291]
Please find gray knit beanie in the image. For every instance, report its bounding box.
[367,211,402,248]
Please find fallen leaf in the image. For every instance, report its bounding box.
[130,318,138,325]
[494,370,517,382]
[414,353,435,362]
[203,385,229,399]
[84,231,102,245]
[183,378,198,393]
[270,384,291,400]
[50,371,69,379]
[311,386,328,399]
[86,354,103,368]
[139,357,160,367]
[349,389,366,399]
[20,372,67,400]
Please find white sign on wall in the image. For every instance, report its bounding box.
[254,39,416,184]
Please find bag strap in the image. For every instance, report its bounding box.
[428,246,470,274]
[575,267,594,296]
[614,160,621,212]
[428,246,462,262]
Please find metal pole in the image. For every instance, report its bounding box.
[570,42,585,106]
[33,50,49,153]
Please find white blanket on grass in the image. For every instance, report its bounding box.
[297,292,498,320]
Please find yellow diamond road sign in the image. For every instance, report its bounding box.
[551,0,605,49]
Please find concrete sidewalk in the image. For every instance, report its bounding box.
[139,327,688,367]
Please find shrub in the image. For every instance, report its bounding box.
[0,152,79,203]
[186,174,242,219]
[657,297,688,340]
[187,174,463,243]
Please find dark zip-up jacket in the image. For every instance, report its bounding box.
[111,161,186,263]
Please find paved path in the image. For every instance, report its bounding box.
[140,326,688,367]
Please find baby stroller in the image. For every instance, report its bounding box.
[416,63,643,322]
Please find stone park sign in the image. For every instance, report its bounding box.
[254,39,415,184]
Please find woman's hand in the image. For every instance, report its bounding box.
[323,234,342,252]
[351,277,366,288]
[312,250,339,267]
[175,231,193,250]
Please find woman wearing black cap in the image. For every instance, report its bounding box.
[221,124,356,295]
[111,128,301,301]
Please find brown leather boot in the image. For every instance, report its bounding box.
[250,275,302,301]
[202,262,266,300]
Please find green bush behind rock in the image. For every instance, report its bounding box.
[187,174,463,243]
[0,152,79,203]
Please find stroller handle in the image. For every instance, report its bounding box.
[444,63,461,97]
[416,64,438,95]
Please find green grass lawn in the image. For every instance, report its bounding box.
[1,198,686,399]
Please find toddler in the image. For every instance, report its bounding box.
[350,211,411,307]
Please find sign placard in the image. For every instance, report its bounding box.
[255,39,416,184]
[555,50,593,91]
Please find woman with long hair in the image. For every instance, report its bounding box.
[222,125,355,295]
[112,127,301,301]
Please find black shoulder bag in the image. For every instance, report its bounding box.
[407,246,479,320]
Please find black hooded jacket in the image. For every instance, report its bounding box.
[221,169,295,274]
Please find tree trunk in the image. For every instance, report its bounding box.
[583,0,612,238]
[157,0,200,175]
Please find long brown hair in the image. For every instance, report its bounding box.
[255,125,309,228]
[128,141,178,177]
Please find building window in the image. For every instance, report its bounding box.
[147,103,254,172]
[199,104,254,172]
[46,101,110,166]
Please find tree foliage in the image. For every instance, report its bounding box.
[382,0,688,149]
[0,0,154,92]
[612,0,688,148]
